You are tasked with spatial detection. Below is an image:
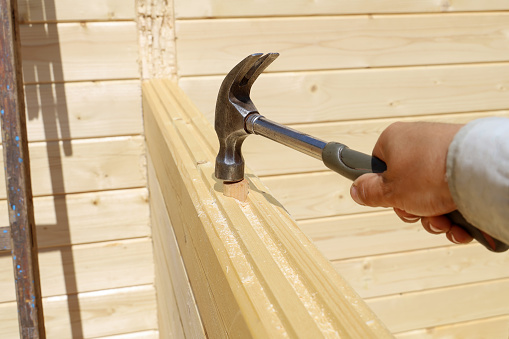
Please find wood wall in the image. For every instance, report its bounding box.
[175,2,509,337]
[0,0,157,337]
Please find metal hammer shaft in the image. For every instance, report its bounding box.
[245,114,326,160]
[245,113,387,181]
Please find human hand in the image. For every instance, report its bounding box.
[349,122,473,244]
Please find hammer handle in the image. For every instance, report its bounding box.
[322,142,509,253]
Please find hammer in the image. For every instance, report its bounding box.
[214,53,508,253]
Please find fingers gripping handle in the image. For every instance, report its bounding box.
[447,211,509,252]
[322,142,509,252]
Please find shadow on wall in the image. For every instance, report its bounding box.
[4,0,83,336]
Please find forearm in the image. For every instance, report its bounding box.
[447,117,509,244]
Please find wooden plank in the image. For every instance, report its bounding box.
[176,13,509,76]
[144,79,393,338]
[395,315,509,339]
[17,0,135,22]
[96,330,160,339]
[175,0,509,18]
[179,63,509,125]
[0,136,146,198]
[366,278,509,333]
[0,238,154,302]
[299,211,451,261]
[0,285,158,338]
[1,0,45,334]
[243,111,509,176]
[334,244,509,299]
[148,156,205,339]
[24,80,142,142]
[262,171,374,220]
[0,188,150,247]
[20,22,139,84]
[137,0,177,79]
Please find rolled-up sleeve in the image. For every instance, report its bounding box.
[446,117,509,244]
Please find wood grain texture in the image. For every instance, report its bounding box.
[176,13,509,76]
[24,80,142,142]
[0,285,157,338]
[17,0,135,22]
[367,278,509,333]
[299,211,451,261]
[149,157,205,339]
[0,136,146,198]
[20,22,139,83]
[175,0,509,18]
[334,244,509,298]
[242,111,509,176]
[96,331,159,339]
[137,0,177,79]
[262,171,374,220]
[395,315,509,339]
[0,238,154,302]
[179,63,509,126]
[0,188,150,248]
[144,79,393,338]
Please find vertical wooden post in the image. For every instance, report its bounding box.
[0,0,46,337]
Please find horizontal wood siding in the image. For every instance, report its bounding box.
[0,0,155,337]
[175,1,509,337]
[175,0,509,18]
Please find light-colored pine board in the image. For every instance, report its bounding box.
[20,22,139,83]
[262,171,375,220]
[176,13,509,76]
[24,80,142,142]
[145,83,253,338]
[96,330,160,339]
[334,243,509,299]
[0,285,157,338]
[17,0,135,22]
[243,111,509,176]
[395,315,509,339]
[175,0,509,18]
[144,79,393,338]
[299,211,450,261]
[179,62,509,126]
[150,172,185,339]
[0,188,150,247]
[0,136,146,198]
[137,0,177,79]
[148,156,205,339]
[0,238,154,302]
[366,278,509,333]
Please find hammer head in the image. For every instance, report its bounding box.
[214,53,279,182]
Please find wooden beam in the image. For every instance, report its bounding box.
[143,79,393,338]
[20,22,139,84]
[24,80,142,142]
[148,156,205,339]
[0,0,45,335]
[367,278,509,333]
[0,285,157,338]
[175,0,509,18]
[175,13,509,76]
[17,0,135,23]
[0,136,146,198]
[179,63,509,126]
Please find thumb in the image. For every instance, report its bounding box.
[350,173,390,207]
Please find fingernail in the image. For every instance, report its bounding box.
[450,232,461,244]
[350,185,365,206]
[429,222,443,234]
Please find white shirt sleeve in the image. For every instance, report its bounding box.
[446,117,509,244]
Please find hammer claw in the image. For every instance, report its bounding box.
[214,53,278,182]
[244,53,279,89]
